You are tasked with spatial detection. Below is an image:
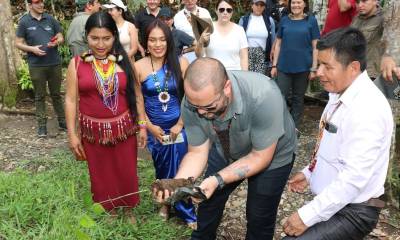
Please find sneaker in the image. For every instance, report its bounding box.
[37,126,47,138]
[58,121,67,131]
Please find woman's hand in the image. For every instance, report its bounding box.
[69,134,86,160]
[170,123,183,142]
[271,67,278,78]
[148,123,165,143]
[137,128,147,149]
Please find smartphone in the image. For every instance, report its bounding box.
[161,133,184,145]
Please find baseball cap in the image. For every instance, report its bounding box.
[158,7,173,19]
[103,0,127,12]
[253,0,266,3]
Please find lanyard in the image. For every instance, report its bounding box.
[308,101,342,172]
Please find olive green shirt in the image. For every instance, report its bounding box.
[181,71,297,170]
[351,8,384,78]
[66,12,90,56]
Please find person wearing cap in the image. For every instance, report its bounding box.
[15,0,66,137]
[158,7,195,57]
[195,0,249,71]
[134,0,161,56]
[239,0,276,75]
[174,0,212,63]
[103,0,139,60]
[66,0,101,57]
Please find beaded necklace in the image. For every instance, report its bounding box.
[150,57,171,112]
[92,57,119,115]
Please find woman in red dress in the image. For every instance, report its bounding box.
[65,11,147,222]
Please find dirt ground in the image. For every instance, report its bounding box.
[0,102,399,239]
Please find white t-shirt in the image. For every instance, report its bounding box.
[205,23,248,70]
[174,6,212,38]
[246,15,269,50]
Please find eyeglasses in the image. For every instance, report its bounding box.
[218,8,233,14]
[185,92,224,112]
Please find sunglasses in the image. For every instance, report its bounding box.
[184,92,224,112]
[218,8,233,14]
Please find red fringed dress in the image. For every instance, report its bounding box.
[76,58,139,211]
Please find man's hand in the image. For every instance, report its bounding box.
[288,172,308,193]
[151,178,195,203]
[283,212,308,236]
[381,55,400,82]
[196,176,219,203]
[31,45,46,56]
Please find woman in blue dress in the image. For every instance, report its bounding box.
[134,19,197,229]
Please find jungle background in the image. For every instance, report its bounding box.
[0,0,398,239]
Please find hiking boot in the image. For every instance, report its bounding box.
[37,126,47,138]
[58,121,67,131]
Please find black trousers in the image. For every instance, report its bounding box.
[283,203,381,240]
[191,145,294,240]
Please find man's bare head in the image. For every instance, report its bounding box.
[184,57,228,93]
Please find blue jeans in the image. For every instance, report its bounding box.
[191,145,294,240]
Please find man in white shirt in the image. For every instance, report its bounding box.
[283,27,393,239]
[174,0,212,62]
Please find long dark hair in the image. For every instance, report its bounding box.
[144,19,184,100]
[85,11,138,115]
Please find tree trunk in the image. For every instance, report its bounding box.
[0,0,21,106]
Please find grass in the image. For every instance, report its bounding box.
[0,151,191,240]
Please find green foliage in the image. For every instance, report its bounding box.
[3,87,18,107]
[59,20,72,67]
[17,60,33,91]
[0,151,191,239]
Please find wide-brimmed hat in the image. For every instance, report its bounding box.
[191,13,213,47]
[102,0,127,12]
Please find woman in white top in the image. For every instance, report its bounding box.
[103,0,139,60]
[195,0,248,71]
[239,0,276,74]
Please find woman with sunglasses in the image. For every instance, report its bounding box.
[271,0,319,132]
[239,0,276,74]
[134,19,197,229]
[195,0,248,70]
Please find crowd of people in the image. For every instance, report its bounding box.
[15,0,400,239]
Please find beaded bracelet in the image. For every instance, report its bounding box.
[137,120,147,129]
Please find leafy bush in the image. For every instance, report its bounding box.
[17,60,33,91]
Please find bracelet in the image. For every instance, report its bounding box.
[137,120,147,129]
[310,67,317,72]
[271,65,277,68]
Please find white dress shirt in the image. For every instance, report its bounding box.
[299,71,393,227]
[173,6,212,38]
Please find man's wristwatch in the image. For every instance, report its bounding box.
[213,173,225,190]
